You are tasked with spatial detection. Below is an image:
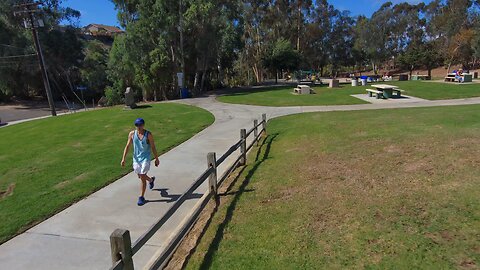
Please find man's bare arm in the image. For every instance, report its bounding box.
[121,131,134,166]
[148,132,160,166]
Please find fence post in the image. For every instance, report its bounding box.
[254,119,259,146]
[207,152,217,195]
[240,129,247,166]
[262,113,267,135]
[110,229,134,270]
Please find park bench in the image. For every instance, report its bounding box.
[444,76,456,82]
[392,89,404,97]
[445,74,473,83]
[299,80,315,85]
[294,84,312,95]
[366,89,383,99]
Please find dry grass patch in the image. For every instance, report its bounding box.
[0,183,16,199]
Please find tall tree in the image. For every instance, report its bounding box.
[263,38,300,83]
[80,41,109,97]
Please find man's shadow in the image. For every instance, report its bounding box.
[147,188,203,203]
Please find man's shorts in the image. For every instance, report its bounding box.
[133,161,151,175]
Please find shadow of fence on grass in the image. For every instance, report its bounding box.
[191,133,277,270]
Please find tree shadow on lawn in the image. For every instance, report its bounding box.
[220,86,292,97]
[192,133,278,270]
[134,104,153,109]
[220,84,359,98]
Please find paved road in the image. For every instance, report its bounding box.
[1,95,480,270]
[0,101,85,124]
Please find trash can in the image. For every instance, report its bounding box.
[180,88,189,99]
[351,79,358,87]
[360,76,368,86]
[474,72,478,79]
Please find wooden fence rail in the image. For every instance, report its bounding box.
[110,113,267,270]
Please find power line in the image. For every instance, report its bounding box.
[0,61,39,65]
[0,64,40,69]
[0,61,38,64]
[0,54,37,60]
[0,44,28,50]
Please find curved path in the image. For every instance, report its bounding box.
[1,95,480,270]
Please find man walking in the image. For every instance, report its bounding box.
[121,118,160,206]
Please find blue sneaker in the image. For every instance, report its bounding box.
[149,177,155,190]
[137,196,146,206]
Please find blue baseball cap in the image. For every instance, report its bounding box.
[134,118,145,126]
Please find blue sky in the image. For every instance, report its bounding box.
[63,0,432,27]
[63,0,119,27]
[334,0,431,17]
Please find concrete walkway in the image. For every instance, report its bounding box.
[1,95,480,270]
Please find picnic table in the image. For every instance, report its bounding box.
[370,84,403,99]
[445,73,473,83]
[293,84,312,95]
[411,74,430,81]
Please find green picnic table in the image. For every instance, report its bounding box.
[371,84,403,99]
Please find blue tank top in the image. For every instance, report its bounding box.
[133,130,151,164]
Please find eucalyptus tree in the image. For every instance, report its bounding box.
[262,38,300,83]
[107,34,135,104]
[80,41,109,97]
[237,1,270,83]
[328,10,355,76]
[303,0,334,75]
[184,0,242,93]
[108,0,242,100]
[353,3,396,74]
[424,0,479,71]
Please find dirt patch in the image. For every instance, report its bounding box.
[460,260,477,269]
[72,142,83,148]
[383,144,402,153]
[403,159,434,174]
[164,197,218,270]
[54,172,91,190]
[260,186,298,204]
[0,183,16,199]
[284,147,302,153]
[163,165,246,270]
[54,180,71,189]
[287,136,478,241]
[425,230,456,244]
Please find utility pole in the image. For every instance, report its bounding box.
[178,0,186,97]
[14,1,56,116]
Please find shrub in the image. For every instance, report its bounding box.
[104,86,123,106]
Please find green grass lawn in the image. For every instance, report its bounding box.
[186,105,480,269]
[0,103,214,243]
[217,85,367,106]
[378,80,480,100]
[217,81,480,106]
